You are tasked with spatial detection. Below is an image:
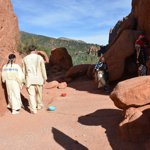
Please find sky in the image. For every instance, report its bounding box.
[11,0,132,45]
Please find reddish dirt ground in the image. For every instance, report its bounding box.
[0,78,145,150]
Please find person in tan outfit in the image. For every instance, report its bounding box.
[2,54,24,114]
[22,45,47,114]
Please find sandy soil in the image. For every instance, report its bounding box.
[0,78,145,150]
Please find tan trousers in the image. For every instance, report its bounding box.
[5,80,22,110]
[27,85,43,112]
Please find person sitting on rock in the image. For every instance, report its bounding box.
[94,56,109,92]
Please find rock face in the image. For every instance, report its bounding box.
[109,15,137,46]
[119,107,150,142]
[0,0,19,116]
[86,64,95,79]
[109,19,123,44]
[132,0,150,36]
[110,76,150,142]
[49,47,73,71]
[105,0,150,81]
[105,30,140,81]
[0,0,19,56]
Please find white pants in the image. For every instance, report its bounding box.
[27,85,43,112]
[94,71,106,88]
[5,80,22,110]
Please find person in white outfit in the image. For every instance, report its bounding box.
[2,54,24,114]
[22,45,47,114]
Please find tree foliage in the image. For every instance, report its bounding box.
[19,31,100,65]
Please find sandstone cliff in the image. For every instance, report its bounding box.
[0,0,20,115]
[105,0,150,81]
[109,0,150,142]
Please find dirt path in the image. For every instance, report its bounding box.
[0,78,145,150]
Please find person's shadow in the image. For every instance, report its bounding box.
[21,94,30,112]
[78,109,144,150]
[52,127,88,150]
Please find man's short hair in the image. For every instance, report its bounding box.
[28,45,36,51]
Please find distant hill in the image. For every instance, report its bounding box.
[58,37,86,43]
[19,31,100,65]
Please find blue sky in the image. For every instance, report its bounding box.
[11,0,131,45]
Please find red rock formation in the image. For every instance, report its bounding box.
[119,107,150,142]
[58,82,67,89]
[110,76,150,109]
[44,81,59,89]
[109,20,123,44]
[49,47,73,71]
[86,64,95,79]
[105,0,150,81]
[132,0,150,36]
[44,81,67,89]
[105,0,150,143]
[110,76,150,141]
[99,0,150,142]
[37,50,49,63]
[105,30,140,81]
[65,64,91,79]
[47,48,73,82]
[0,0,19,116]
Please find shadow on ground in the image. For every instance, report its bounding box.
[46,68,117,95]
[67,76,115,95]
[21,94,30,113]
[52,127,88,150]
[78,109,144,150]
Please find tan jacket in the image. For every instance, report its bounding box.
[2,63,24,85]
[22,53,47,87]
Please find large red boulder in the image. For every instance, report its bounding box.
[65,64,91,79]
[110,76,150,109]
[110,76,150,142]
[86,64,95,79]
[0,0,20,116]
[49,47,73,71]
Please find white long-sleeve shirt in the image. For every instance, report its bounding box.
[22,53,47,87]
[2,63,24,85]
